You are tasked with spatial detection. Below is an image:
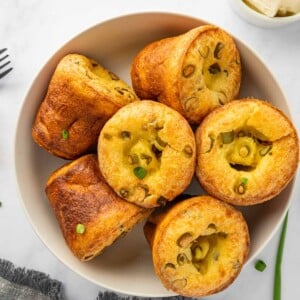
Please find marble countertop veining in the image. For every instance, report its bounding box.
[0,0,299,299]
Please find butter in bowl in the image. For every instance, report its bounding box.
[229,0,300,27]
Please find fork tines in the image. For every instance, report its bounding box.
[0,48,13,79]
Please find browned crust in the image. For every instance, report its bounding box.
[131,25,241,124]
[32,54,139,159]
[195,98,299,206]
[45,154,151,261]
[145,196,250,297]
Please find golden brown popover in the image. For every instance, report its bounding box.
[32,54,139,159]
[45,154,151,261]
[195,99,299,206]
[131,25,241,124]
[98,100,196,208]
[144,195,250,297]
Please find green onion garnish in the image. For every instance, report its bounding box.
[274,212,288,300]
[221,130,234,144]
[76,223,85,234]
[61,129,69,140]
[121,131,131,139]
[133,166,147,179]
[255,259,267,272]
[241,177,248,186]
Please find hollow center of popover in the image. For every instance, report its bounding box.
[206,127,273,195]
[207,127,273,167]
[180,37,239,113]
[120,119,167,178]
[220,128,272,169]
[165,227,229,279]
[179,230,228,275]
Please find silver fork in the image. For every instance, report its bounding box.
[0,48,13,79]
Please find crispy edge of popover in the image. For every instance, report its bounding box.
[195,98,299,206]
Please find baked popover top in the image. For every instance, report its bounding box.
[98,100,196,208]
[195,99,299,205]
[131,25,241,124]
[144,195,250,297]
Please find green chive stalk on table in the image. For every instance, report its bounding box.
[274,212,289,300]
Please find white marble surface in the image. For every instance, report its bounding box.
[0,0,299,299]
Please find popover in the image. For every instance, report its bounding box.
[144,195,250,297]
[45,154,151,261]
[32,53,139,159]
[131,25,241,124]
[195,99,299,206]
[98,100,196,208]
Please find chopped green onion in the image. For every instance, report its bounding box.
[274,212,289,300]
[182,64,196,78]
[241,177,248,186]
[255,259,267,272]
[103,133,112,140]
[259,144,272,156]
[221,130,234,144]
[76,223,85,234]
[214,42,224,59]
[121,131,131,139]
[205,136,215,153]
[119,188,129,198]
[236,183,246,195]
[133,166,147,179]
[128,153,139,165]
[156,136,168,148]
[61,129,69,140]
[208,62,221,75]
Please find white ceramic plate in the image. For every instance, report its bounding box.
[14,12,295,297]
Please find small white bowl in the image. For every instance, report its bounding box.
[229,0,300,28]
[15,12,296,297]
